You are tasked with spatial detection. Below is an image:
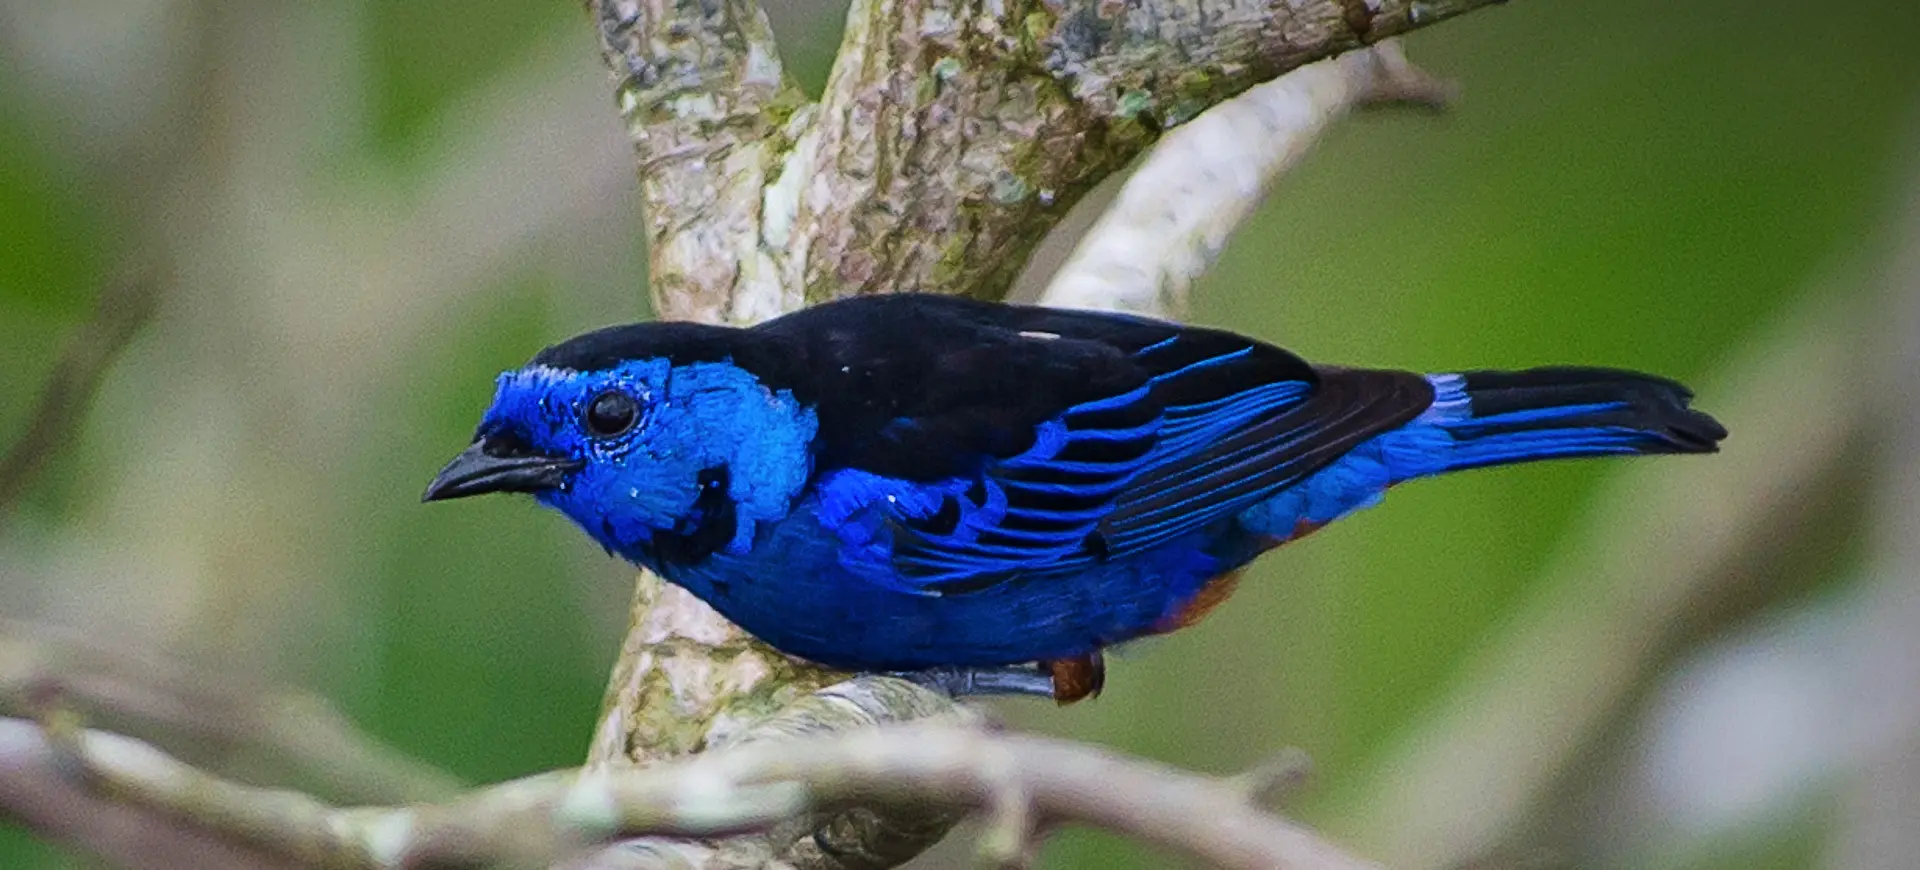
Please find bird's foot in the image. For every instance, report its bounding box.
[879,652,1106,705]
[1042,653,1106,705]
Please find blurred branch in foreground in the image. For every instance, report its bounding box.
[0,619,461,806]
[0,718,296,870]
[0,713,1377,870]
[1826,127,1920,870]
[0,266,162,510]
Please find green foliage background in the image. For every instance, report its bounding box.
[0,0,1913,867]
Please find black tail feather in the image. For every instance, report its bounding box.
[1446,366,1727,460]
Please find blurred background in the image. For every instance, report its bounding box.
[1,0,1915,868]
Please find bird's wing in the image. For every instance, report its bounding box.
[780,296,1434,594]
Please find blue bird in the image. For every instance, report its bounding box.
[424,294,1725,701]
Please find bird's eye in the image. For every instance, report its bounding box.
[583,390,640,438]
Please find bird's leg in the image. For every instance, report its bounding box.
[878,651,1107,704]
[879,665,1056,698]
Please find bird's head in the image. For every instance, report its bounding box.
[422,323,818,565]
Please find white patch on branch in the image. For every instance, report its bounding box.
[1042,42,1450,319]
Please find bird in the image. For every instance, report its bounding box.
[424,293,1726,702]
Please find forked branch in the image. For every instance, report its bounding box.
[796,0,1491,303]
[593,0,1507,315]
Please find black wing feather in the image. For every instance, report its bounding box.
[1095,368,1432,554]
[745,295,1432,589]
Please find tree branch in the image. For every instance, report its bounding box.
[0,619,461,806]
[5,713,1381,870]
[585,675,982,869]
[791,0,1498,302]
[592,0,808,324]
[0,719,300,870]
[592,0,1505,318]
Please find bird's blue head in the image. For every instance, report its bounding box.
[423,323,818,566]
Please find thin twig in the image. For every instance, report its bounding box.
[0,718,300,870]
[0,267,162,509]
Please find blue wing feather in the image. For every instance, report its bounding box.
[863,336,1337,588]
[805,304,1436,594]
[1096,369,1432,555]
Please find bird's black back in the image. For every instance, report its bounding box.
[525,294,1406,490]
[746,294,1322,480]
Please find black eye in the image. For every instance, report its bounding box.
[584,390,640,437]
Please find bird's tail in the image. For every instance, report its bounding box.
[1423,367,1726,473]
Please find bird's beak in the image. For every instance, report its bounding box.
[421,436,582,502]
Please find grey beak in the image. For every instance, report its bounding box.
[422,437,582,502]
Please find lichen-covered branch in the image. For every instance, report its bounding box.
[585,675,983,869]
[1042,41,1451,318]
[4,713,1380,870]
[594,0,1506,317]
[790,0,1501,302]
[592,0,808,323]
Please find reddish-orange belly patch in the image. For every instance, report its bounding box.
[1152,519,1326,633]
